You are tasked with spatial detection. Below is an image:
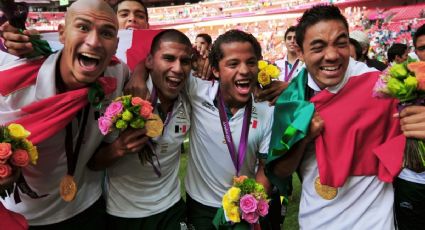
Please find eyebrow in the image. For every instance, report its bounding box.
[74,17,117,32]
[117,9,147,15]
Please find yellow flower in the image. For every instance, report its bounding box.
[228,187,241,202]
[226,205,241,223]
[7,123,30,140]
[258,70,270,86]
[265,64,280,78]
[258,60,268,70]
[23,139,38,165]
[222,193,231,210]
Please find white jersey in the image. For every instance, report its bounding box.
[106,77,190,218]
[184,76,274,207]
[0,52,129,225]
[398,169,425,184]
[275,56,304,82]
[299,144,394,230]
[298,59,395,229]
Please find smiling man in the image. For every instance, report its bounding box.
[184,30,273,230]
[89,29,192,230]
[0,0,146,229]
[266,5,404,229]
[114,0,149,30]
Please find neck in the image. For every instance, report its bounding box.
[157,91,175,113]
[287,52,298,63]
[220,88,246,115]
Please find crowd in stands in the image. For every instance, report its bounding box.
[24,0,425,64]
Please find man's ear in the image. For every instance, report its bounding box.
[212,67,219,79]
[145,54,153,69]
[58,23,65,44]
[299,52,305,62]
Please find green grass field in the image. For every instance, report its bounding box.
[178,141,301,230]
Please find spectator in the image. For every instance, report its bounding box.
[350,30,387,71]
[387,43,408,64]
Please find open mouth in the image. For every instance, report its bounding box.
[78,52,100,72]
[235,79,252,94]
[320,65,341,71]
[166,76,182,89]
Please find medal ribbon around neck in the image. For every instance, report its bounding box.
[217,89,252,176]
[284,59,300,82]
[61,103,90,202]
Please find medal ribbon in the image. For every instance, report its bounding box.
[65,103,90,177]
[217,90,252,176]
[284,59,300,82]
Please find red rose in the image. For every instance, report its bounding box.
[0,164,12,179]
[11,149,29,167]
[0,143,12,161]
[139,104,153,119]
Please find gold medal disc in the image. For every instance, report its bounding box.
[314,177,337,200]
[60,175,77,202]
[145,114,164,138]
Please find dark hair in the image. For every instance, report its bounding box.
[387,43,408,63]
[296,4,348,50]
[349,38,362,61]
[196,33,212,45]
[284,26,297,41]
[115,0,148,21]
[209,30,262,70]
[150,29,192,55]
[413,23,425,48]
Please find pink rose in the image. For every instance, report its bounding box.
[105,101,123,118]
[239,194,258,213]
[256,199,269,217]
[0,164,12,179]
[139,103,153,119]
[242,211,259,224]
[0,143,12,161]
[11,149,29,167]
[98,116,113,135]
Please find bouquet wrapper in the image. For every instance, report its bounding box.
[212,208,251,230]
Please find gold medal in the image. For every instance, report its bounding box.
[314,177,337,200]
[60,175,77,202]
[145,114,164,138]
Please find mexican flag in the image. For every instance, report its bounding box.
[266,66,405,190]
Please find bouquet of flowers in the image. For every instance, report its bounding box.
[0,124,38,198]
[213,176,269,230]
[373,58,425,172]
[98,95,164,164]
[257,60,280,88]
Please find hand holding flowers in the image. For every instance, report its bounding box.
[257,60,280,88]
[373,58,425,172]
[213,175,269,229]
[0,124,38,198]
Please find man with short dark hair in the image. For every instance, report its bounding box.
[275,26,303,82]
[90,29,192,230]
[114,0,149,30]
[387,43,408,64]
[267,5,404,229]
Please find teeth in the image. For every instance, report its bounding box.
[167,77,182,83]
[80,53,100,60]
[321,66,338,71]
[236,80,250,84]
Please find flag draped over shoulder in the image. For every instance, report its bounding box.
[266,68,405,189]
[0,203,27,230]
